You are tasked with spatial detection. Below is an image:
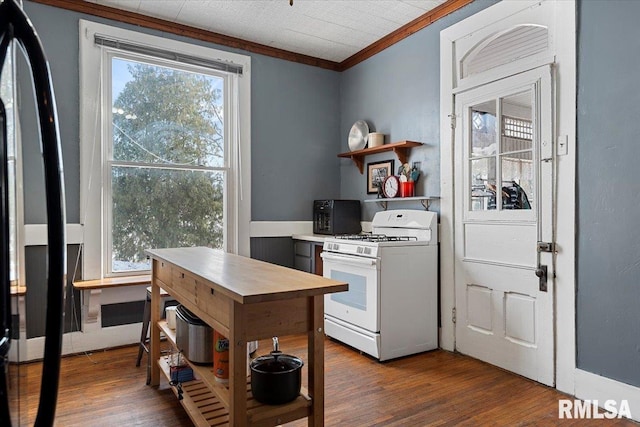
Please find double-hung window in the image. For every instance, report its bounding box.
[80,21,251,279]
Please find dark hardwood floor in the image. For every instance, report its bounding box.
[14,335,638,426]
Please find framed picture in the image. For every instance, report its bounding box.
[367,160,394,194]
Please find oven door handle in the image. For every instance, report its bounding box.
[320,252,377,266]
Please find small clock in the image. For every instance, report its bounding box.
[382,175,400,198]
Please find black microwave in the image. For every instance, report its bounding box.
[313,200,361,235]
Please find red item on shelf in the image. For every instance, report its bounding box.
[400,181,415,197]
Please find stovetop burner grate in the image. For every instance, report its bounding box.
[334,233,418,243]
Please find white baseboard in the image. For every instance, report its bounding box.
[575,368,640,422]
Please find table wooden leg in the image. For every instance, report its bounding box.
[308,295,324,427]
[230,300,247,426]
[150,276,160,387]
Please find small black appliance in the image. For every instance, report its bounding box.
[313,200,361,235]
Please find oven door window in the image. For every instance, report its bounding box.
[323,254,379,333]
[330,271,366,310]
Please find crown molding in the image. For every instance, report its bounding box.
[338,0,475,71]
[29,0,341,71]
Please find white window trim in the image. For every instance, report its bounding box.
[13,108,25,288]
[2,44,26,288]
[79,20,251,280]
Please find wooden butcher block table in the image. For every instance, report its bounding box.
[146,247,348,427]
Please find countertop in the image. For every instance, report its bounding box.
[146,246,346,304]
[292,233,328,244]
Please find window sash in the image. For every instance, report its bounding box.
[109,160,227,173]
[103,52,231,276]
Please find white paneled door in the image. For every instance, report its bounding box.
[454,66,555,386]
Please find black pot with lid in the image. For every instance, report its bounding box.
[250,337,303,405]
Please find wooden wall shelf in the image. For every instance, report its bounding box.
[338,140,422,174]
[365,196,440,211]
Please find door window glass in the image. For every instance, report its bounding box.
[471,100,497,157]
[470,100,497,211]
[469,89,534,211]
[500,91,534,209]
[471,157,497,211]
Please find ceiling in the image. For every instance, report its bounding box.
[84,0,449,63]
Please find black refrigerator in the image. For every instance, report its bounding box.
[0,0,67,425]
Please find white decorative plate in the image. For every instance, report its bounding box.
[348,120,369,151]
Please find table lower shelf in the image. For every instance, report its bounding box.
[157,321,312,426]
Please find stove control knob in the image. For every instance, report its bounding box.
[357,247,363,254]
[364,247,372,255]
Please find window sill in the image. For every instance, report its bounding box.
[72,274,151,290]
[10,285,26,296]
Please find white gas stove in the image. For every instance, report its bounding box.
[323,209,437,256]
[321,210,438,361]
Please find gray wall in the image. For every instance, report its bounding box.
[338,0,498,220]
[251,55,341,220]
[20,1,341,224]
[17,9,80,224]
[576,0,640,388]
